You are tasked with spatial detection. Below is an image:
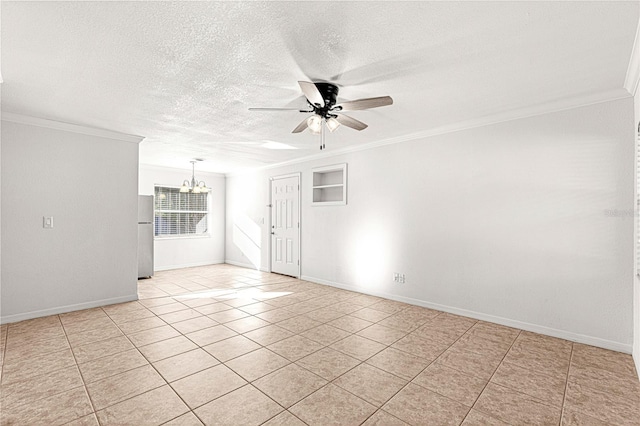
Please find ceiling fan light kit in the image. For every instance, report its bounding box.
[250,81,393,149]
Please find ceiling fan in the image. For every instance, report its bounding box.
[250,81,393,149]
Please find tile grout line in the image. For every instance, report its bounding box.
[210,272,438,421]
[330,311,465,425]
[111,299,236,426]
[558,343,575,426]
[99,302,193,424]
[348,335,433,422]
[0,318,83,416]
[159,282,313,425]
[560,346,640,424]
[91,305,165,423]
[485,334,576,409]
[145,284,291,423]
[0,324,8,385]
[461,331,576,422]
[285,334,386,424]
[151,308,225,426]
[455,327,522,425]
[59,312,100,425]
[241,302,413,424]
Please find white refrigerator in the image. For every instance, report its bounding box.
[138,195,154,278]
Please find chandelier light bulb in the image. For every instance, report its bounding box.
[307,115,323,133]
[326,117,341,132]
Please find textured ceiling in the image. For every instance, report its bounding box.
[2,1,639,173]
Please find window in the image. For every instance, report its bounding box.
[154,186,209,237]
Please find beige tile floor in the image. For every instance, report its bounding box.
[1,264,639,425]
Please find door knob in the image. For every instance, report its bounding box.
[271,232,275,235]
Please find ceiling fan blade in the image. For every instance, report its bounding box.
[298,81,325,107]
[249,107,307,112]
[335,113,368,131]
[334,96,393,111]
[292,116,311,133]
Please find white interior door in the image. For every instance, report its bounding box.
[271,175,300,277]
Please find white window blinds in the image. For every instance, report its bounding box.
[154,186,209,237]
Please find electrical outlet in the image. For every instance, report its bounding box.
[43,216,54,229]
[393,272,405,283]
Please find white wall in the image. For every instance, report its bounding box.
[1,117,140,323]
[634,83,640,373]
[226,98,635,352]
[139,164,225,271]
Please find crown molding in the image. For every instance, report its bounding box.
[624,18,640,96]
[139,163,226,178]
[1,112,144,144]
[225,88,631,178]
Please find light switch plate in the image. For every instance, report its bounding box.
[43,216,54,229]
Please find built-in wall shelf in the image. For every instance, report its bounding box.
[312,163,347,206]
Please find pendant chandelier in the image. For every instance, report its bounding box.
[180,160,209,193]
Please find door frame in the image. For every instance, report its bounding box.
[269,172,301,278]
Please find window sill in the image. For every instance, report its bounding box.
[154,234,211,241]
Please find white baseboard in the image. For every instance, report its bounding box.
[301,275,633,354]
[1,294,139,325]
[154,260,225,272]
[634,348,640,379]
[224,259,262,270]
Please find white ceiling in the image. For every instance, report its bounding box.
[2,1,639,173]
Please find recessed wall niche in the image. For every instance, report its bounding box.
[312,163,347,206]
